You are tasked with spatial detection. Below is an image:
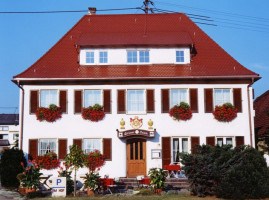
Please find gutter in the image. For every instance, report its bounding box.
[16,81,24,150]
[247,78,254,147]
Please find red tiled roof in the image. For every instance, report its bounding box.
[254,90,269,136]
[13,13,259,80]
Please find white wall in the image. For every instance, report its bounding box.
[21,83,253,178]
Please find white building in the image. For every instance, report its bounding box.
[13,10,260,178]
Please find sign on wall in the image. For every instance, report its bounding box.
[51,177,66,197]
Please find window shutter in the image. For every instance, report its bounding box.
[191,137,200,154]
[103,138,112,161]
[161,89,169,113]
[74,90,82,113]
[235,136,244,147]
[73,139,82,149]
[233,88,242,113]
[190,88,198,113]
[117,90,126,114]
[60,90,67,113]
[206,137,215,146]
[204,89,213,113]
[58,139,67,160]
[103,90,111,113]
[147,89,155,113]
[30,91,39,114]
[162,137,171,167]
[29,139,38,159]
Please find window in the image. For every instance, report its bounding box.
[40,90,58,107]
[127,90,145,114]
[176,51,184,63]
[170,89,188,107]
[0,134,8,139]
[39,139,57,155]
[83,139,102,154]
[0,126,9,131]
[127,51,138,63]
[84,90,102,107]
[86,52,95,64]
[216,137,233,147]
[214,89,231,106]
[172,137,189,162]
[13,133,19,140]
[139,51,149,63]
[99,51,108,63]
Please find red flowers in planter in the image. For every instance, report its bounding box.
[35,104,62,122]
[213,103,238,122]
[169,102,192,121]
[82,104,105,122]
[34,152,60,170]
[84,150,106,171]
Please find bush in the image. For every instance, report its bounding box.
[181,145,269,199]
[134,188,154,195]
[0,149,27,187]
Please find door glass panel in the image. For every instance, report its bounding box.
[182,138,188,153]
[135,142,138,160]
[130,143,133,160]
[172,138,179,162]
[217,138,223,146]
[226,138,233,146]
[140,142,143,159]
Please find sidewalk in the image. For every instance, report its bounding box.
[0,185,26,200]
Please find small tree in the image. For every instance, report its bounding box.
[64,144,84,197]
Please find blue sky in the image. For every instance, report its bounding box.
[0,0,269,113]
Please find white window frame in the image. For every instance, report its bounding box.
[85,51,95,64]
[126,89,146,114]
[175,50,185,63]
[83,89,103,108]
[127,50,150,64]
[39,89,59,107]
[216,136,234,147]
[213,88,232,107]
[83,138,102,154]
[99,51,108,64]
[171,137,190,163]
[39,138,57,156]
[0,126,9,131]
[169,88,189,108]
[139,50,150,63]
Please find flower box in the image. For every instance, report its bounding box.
[34,152,60,170]
[35,104,62,122]
[82,104,105,122]
[213,103,238,122]
[169,102,192,121]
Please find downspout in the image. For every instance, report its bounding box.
[16,80,24,150]
[247,78,254,147]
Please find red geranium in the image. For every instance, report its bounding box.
[213,103,238,122]
[35,104,62,122]
[82,104,105,122]
[169,102,192,121]
[84,150,106,172]
[34,152,60,170]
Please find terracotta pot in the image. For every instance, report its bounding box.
[25,188,36,194]
[155,189,162,194]
[18,186,26,195]
[87,188,94,196]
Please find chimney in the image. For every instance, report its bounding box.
[88,7,96,15]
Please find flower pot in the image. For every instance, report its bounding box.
[155,189,162,194]
[18,186,26,195]
[87,188,94,196]
[25,188,36,194]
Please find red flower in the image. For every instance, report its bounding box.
[33,152,60,170]
[213,103,238,122]
[35,104,62,123]
[169,102,192,121]
[82,104,105,122]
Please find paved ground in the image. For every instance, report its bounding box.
[0,186,26,200]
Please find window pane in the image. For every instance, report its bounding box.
[99,51,108,63]
[176,51,184,62]
[140,142,143,159]
[39,139,56,155]
[40,90,58,107]
[170,89,188,107]
[2,135,8,139]
[214,89,231,106]
[226,138,233,146]
[127,51,137,63]
[2,126,8,131]
[217,138,223,146]
[84,90,102,107]
[139,51,149,63]
[135,142,138,160]
[182,138,188,153]
[127,90,145,113]
[130,143,133,160]
[173,138,179,162]
[86,52,94,63]
[84,139,101,154]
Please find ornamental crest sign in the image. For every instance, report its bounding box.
[130,116,143,129]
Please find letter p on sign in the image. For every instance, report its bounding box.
[57,179,62,185]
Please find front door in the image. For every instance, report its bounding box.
[126,138,146,177]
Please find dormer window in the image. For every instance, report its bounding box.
[99,51,108,63]
[127,51,138,63]
[127,50,150,64]
[139,51,150,63]
[86,52,95,64]
[176,50,185,63]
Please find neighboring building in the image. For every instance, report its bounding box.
[13,10,260,178]
[0,114,19,151]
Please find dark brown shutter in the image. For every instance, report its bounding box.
[74,90,82,113]
[58,139,67,160]
[161,89,169,113]
[30,91,39,114]
[147,89,155,113]
[103,90,111,114]
[233,88,242,113]
[162,137,171,167]
[29,139,38,159]
[206,137,215,146]
[103,138,112,161]
[205,89,213,113]
[60,90,67,113]
[252,88,255,99]
[190,88,198,113]
[191,137,200,154]
[73,139,82,149]
[117,90,126,114]
[235,136,244,147]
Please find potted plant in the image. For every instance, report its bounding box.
[213,103,238,122]
[83,171,101,195]
[34,152,60,170]
[35,104,62,122]
[148,168,166,194]
[82,104,105,122]
[169,102,192,121]
[58,162,74,195]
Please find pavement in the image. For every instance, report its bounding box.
[0,186,27,200]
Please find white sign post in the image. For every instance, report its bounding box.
[51,177,66,197]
